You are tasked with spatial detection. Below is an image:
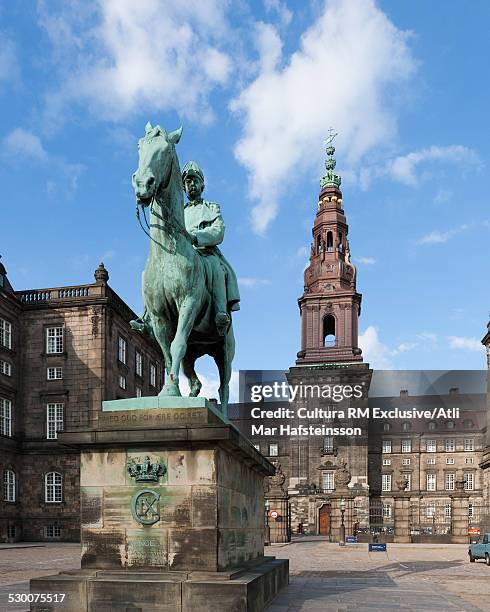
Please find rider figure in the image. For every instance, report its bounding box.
[131,161,240,337]
[182,161,240,336]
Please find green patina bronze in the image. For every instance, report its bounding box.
[320,128,341,190]
[130,123,238,418]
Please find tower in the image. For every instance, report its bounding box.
[296,132,363,365]
[285,132,372,535]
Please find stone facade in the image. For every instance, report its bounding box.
[0,261,163,543]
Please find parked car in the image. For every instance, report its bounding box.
[468,534,490,564]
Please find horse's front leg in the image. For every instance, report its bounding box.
[166,298,198,395]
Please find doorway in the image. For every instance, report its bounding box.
[319,504,331,536]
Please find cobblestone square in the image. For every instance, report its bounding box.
[1,539,490,611]
[266,537,490,611]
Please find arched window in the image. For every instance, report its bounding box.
[45,472,62,503]
[316,234,322,254]
[338,232,343,253]
[323,315,336,347]
[326,231,333,252]
[3,469,15,502]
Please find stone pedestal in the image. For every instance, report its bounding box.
[393,494,411,543]
[30,398,288,611]
[451,491,470,544]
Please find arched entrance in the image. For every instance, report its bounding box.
[319,503,331,536]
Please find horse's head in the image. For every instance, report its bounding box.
[132,122,183,205]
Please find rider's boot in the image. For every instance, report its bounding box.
[215,311,230,336]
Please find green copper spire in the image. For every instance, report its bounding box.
[320,128,341,190]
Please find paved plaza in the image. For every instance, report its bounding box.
[0,539,489,611]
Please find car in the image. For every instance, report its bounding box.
[468,533,490,564]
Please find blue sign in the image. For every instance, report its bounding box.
[346,536,358,543]
[368,543,387,552]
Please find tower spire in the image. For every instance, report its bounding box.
[320,128,341,190]
[296,135,362,365]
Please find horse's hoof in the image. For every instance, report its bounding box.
[189,382,202,397]
[130,319,145,333]
[159,383,182,397]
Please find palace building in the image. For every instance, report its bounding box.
[0,260,163,542]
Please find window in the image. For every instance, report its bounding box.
[445,503,452,519]
[382,440,392,454]
[46,327,63,354]
[46,525,61,539]
[402,458,411,466]
[7,525,16,539]
[323,315,336,347]
[135,351,143,377]
[464,420,474,429]
[426,473,436,491]
[426,505,436,518]
[401,439,412,453]
[402,422,411,431]
[269,443,278,457]
[403,473,411,491]
[119,375,126,390]
[383,504,392,518]
[3,469,15,502]
[464,439,474,452]
[0,359,11,376]
[465,457,474,464]
[45,472,62,503]
[427,457,436,465]
[150,363,156,387]
[0,318,12,348]
[445,473,455,491]
[382,474,392,492]
[323,436,334,453]
[428,421,436,430]
[464,473,474,491]
[136,387,142,398]
[322,471,334,492]
[383,423,391,432]
[468,503,474,518]
[447,421,455,429]
[446,457,455,465]
[118,337,127,364]
[445,439,455,452]
[47,367,63,380]
[47,404,64,440]
[382,458,391,466]
[426,439,436,452]
[0,397,12,436]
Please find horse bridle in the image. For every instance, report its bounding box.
[135,156,192,252]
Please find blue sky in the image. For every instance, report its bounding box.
[1,1,489,395]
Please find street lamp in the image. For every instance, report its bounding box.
[339,498,346,546]
[265,499,271,546]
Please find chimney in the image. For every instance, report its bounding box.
[400,389,409,397]
[449,387,459,395]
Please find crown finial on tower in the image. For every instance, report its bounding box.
[320,128,341,190]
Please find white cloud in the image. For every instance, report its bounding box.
[264,0,293,26]
[231,0,416,233]
[38,0,232,125]
[448,336,483,352]
[385,145,481,186]
[3,128,48,161]
[2,127,84,197]
[238,276,271,289]
[359,326,393,369]
[417,224,469,245]
[180,370,239,403]
[357,256,376,265]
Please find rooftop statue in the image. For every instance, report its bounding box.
[130,123,239,418]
